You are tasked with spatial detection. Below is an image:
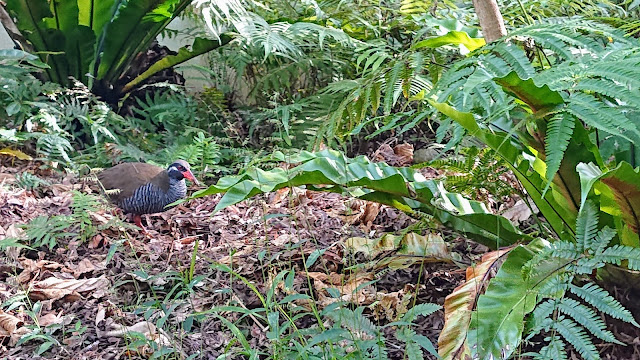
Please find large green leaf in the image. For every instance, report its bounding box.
[64,26,96,83]
[413,31,485,52]
[429,98,578,236]
[77,0,118,35]
[494,71,564,113]
[97,0,191,84]
[469,239,561,360]
[121,35,231,93]
[438,249,511,360]
[188,149,529,249]
[5,0,65,83]
[577,161,640,247]
[96,0,163,81]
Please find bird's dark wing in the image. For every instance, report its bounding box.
[98,163,164,203]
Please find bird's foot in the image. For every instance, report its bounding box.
[133,214,148,233]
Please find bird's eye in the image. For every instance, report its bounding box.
[177,165,185,171]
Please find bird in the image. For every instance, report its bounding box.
[98,160,198,230]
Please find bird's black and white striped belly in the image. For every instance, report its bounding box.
[119,181,187,215]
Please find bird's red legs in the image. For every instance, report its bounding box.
[133,214,148,233]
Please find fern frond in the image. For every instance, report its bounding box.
[401,303,441,322]
[552,316,599,360]
[531,337,568,360]
[575,201,600,252]
[492,42,535,79]
[572,78,640,107]
[566,92,639,143]
[569,283,639,326]
[591,227,616,255]
[558,298,622,344]
[573,257,605,274]
[536,273,572,298]
[599,245,640,270]
[544,113,576,189]
[528,299,557,336]
[549,240,581,260]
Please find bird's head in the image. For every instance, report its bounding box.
[167,160,199,185]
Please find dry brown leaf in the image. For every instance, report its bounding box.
[8,326,29,347]
[362,202,381,226]
[373,143,396,164]
[38,311,65,327]
[0,310,23,338]
[269,187,291,205]
[217,247,255,266]
[0,173,16,184]
[393,143,414,166]
[271,233,298,247]
[501,199,535,224]
[101,321,171,347]
[29,275,109,301]
[307,272,375,307]
[372,284,416,322]
[68,258,96,278]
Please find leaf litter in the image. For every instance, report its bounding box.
[2,149,636,359]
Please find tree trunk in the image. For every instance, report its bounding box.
[472,0,507,43]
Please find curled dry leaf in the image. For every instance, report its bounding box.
[343,200,381,226]
[67,258,97,278]
[29,275,110,301]
[345,232,451,269]
[101,321,171,347]
[437,248,511,360]
[501,199,536,224]
[307,271,375,307]
[372,284,416,322]
[372,142,414,167]
[38,311,65,327]
[393,143,414,166]
[0,309,23,339]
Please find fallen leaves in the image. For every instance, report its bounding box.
[373,142,414,167]
[0,309,23,340]
[29,275,110,301]
[345,232,451,269]
[308,271,376,307]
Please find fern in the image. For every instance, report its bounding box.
[552,317,599,360]
[35,133,74,165]
[423,147,514,201]
[569,283,638,326]
[525,200,640,359]
[21,215,76,250]
[556,298,620,344]
[168,131,221,178]
[14,172,50,191]
[544,113,576,190]
[71,191,103,242]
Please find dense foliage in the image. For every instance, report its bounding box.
[3,0,640,359]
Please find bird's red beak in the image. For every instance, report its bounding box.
[182,170,199,185]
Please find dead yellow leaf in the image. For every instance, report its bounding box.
[101,321,171,347]
[345,232,451,269]
[0,148,32,161]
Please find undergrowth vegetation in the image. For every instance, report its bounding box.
[2,0,640,359]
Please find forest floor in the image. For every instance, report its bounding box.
[1,147,640,359]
